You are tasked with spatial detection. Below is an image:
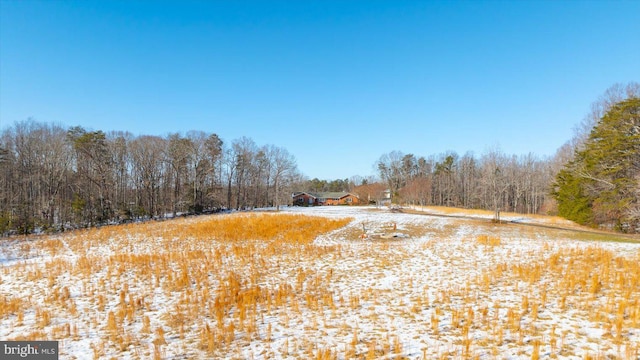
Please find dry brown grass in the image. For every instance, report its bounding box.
[476,234,501,247]
[418,205,499,217]
[413,204,566,222]
[0,209,638,359]
[0,212,355,358]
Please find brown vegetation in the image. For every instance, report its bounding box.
[0,209,638,359]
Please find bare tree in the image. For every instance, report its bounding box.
[203,133,223,209]
[571,82,640,153]
[39,124,72,228]
[432,152,457,206]
[268,145,297,211]
[478,149,509,221]
[129,135,167,218]
[164,133,192,215]
[457,152,478,208]
[187,131,217,213]
[253,148,270,208]
[376,151,405,201]
[231,137,258,210]
[105,131,133,220]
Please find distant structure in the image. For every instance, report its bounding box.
[378,189,392,207]
[292,192,359,206]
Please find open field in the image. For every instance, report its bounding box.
[407,206,597,229]
[1,206,639,359]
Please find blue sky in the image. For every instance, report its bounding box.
[1,1,639,180]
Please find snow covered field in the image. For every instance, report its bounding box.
[1,206,639,359]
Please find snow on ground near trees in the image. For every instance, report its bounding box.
[1,206,639,359]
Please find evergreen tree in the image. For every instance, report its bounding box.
[553,97,640,232]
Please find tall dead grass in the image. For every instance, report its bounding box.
[0,210,638,359]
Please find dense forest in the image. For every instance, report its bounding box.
[1,83,638,235]
[0,127,302,234]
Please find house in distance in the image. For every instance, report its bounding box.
[292,192,360,206]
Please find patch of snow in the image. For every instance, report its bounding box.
[1,205,638,359]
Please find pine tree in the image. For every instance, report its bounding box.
[553,168,593,225]
[553,97,640,232]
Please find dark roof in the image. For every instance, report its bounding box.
[292,191,358,199]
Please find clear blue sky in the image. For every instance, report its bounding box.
[1,1,639,180]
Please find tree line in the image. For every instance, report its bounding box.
[1,83,637,235]
[374,149,558,215]
[0,122,301,235]
[372,82,639,233]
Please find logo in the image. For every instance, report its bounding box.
[1,341,58,360]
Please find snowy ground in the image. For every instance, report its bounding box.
[1,205,639,359]
[403,205,580,226]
